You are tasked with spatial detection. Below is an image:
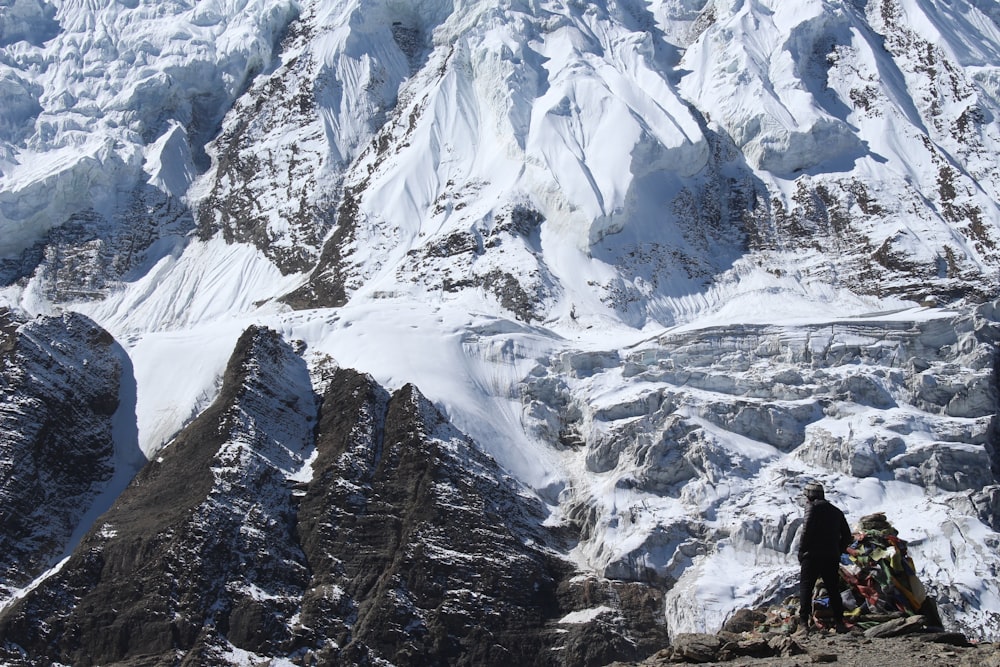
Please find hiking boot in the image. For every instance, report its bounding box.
[793,618,813,636]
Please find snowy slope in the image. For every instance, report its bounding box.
[1,0,1000,650]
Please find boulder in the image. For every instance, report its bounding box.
[669,633,723,662]
[721,608,768,634]
[864,614,929,638]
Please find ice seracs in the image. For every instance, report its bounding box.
[0,0,299,259]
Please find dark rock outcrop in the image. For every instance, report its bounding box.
[294,367,572,665]
[0,324,316,666]
[0,308,133,601]
[195,12,333,277]
[291,366,669,665]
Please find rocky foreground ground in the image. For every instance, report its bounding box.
[616,633,999,667]
[610,613,1000,667]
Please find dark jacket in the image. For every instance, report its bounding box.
[798,499,852,563]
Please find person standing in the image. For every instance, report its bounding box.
[797,481,852,631]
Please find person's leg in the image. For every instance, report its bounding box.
[820,560,845,622]
[799,560,819,623]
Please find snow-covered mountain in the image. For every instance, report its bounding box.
[1,0,1000,662]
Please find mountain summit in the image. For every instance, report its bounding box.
[1,0,1000,663]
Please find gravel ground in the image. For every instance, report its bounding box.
[611,630,1000,667]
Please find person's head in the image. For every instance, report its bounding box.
[803,481,825,502]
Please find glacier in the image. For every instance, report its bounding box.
[1,0,1000,659]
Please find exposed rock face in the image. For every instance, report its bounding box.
[0,308,130,601]
[0,326,669,666]
[294,367,575,666]
[196,3,334,276]
[11,185,197,304]
[0,324,315,665]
